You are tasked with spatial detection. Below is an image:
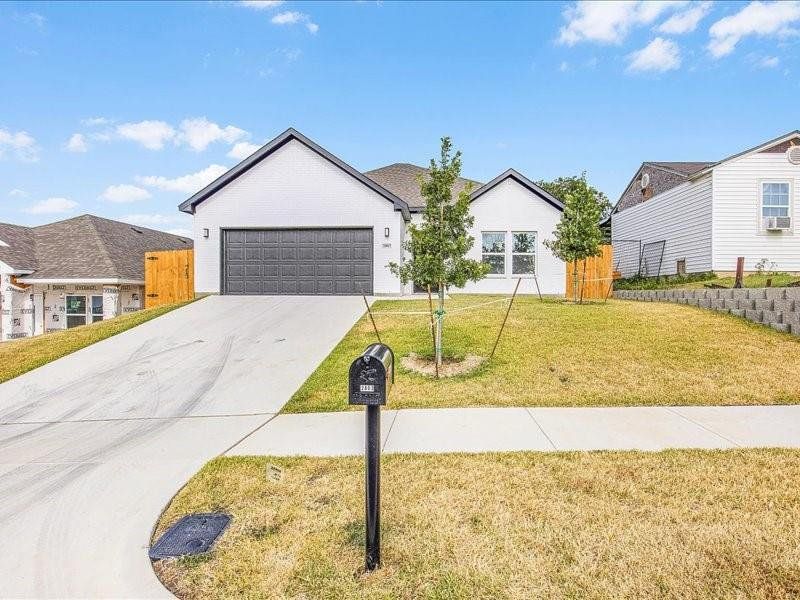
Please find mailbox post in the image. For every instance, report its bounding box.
[348,343,394,571]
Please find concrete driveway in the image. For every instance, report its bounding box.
[0,295,366,599]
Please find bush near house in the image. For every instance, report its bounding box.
[616,272,800,290]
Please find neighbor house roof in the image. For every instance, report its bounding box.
[612,130,800,215]
[178,128,411,220]
[0,214,192,281]
[365,163,483,211]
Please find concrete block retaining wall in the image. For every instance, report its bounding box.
[614,287,800,336]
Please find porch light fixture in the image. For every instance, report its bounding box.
[202,228,209,238]
[384,227,390,238]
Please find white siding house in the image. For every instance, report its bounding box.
[182,129,567,297]
[611,130,800,277]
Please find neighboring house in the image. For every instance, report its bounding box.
[0,215,192,341]
[179,127,565,297]
[611,130,800,278]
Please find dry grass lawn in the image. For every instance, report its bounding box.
[0,300,195,383]
[283,296,800,413]
[154,451,800,599]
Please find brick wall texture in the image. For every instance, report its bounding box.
[614,287,800,336]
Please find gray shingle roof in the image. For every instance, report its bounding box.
[365,163,482,210]
[647,162,714,176]
[0,214,192,280]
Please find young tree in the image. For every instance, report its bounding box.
[389,137,488,372]
[542,173,610,303]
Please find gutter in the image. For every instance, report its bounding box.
[17,278,145,285]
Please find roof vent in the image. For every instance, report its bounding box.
[640,172,650,189]
[787,145,800,165]
[130,227,143,234]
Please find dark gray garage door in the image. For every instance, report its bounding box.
[222,228,373,295]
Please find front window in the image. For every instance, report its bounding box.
[91,295,104,323]
[65,295,87,328]
[512,231,536,274]
[481,232,505,275]
[762,182,790,218]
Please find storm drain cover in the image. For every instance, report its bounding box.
[149,513,231,560]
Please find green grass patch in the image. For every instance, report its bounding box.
[154,451,800,600]
[283,295,800,413]
[616,272,800,290]
[0,300,195,383]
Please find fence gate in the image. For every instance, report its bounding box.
[565,244,613,301]
[144,249,194,308]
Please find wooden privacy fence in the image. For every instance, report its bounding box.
[565,244,613,301]
[144,249,194,308]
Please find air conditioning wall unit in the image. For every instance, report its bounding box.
[764,216,792,231]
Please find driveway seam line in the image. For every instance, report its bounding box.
[220,413,281,456]
[664,406,741,447]
[525,408,558,450]
[0,412,276,426]
[382,410,400,451]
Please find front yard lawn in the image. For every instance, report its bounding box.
[616,272,800,290]
[0,300,195,383]
[154,450,800,599]
[284,296,800,413]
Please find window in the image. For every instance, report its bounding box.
[91,295,104,323]
[762,182,790,218]
[65,295,87,329]
[512,231,536,275]
[481,232,505,275]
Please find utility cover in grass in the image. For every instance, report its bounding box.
[149,513,231,560]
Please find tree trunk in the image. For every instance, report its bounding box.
[426,285,439,378]
[572,260,579,303]
[435,282,444,372]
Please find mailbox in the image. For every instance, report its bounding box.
[348,343,394,406]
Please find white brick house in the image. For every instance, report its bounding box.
[611,130,800,277]
[180,128,566,297]
[0,215,191,341]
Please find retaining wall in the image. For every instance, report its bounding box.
[614,287,800,336]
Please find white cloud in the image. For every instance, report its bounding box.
[227,141,261,160]
[178,117,248,152]
[137,164,228,194]
[271,10,319,33]
[15,12,45,29]
[749,53,781,68]
[559,61,570,72]
[100,184,151,203]
[116,120,176,150]
[239,0,284,9]
[65,133,88,153]
[9,188,28,198]
[657,1,711,34]
[558,1,686,45]
[23,197,78,215]
[81,116,112,126]
[121,213,179,226]
[0,128,39,162]
[708,1,800,58]
[627,37,681,72]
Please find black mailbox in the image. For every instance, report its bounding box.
[348,343,394,406]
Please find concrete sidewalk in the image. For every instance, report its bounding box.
[228,405,800,457]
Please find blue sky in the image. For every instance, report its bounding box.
[2,0,799,236]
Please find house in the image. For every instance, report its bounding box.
[179,128,565,297]
[0,215,192,341]
[610,130,800,278]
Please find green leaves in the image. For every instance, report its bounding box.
[388,137,489,289]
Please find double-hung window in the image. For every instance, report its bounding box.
[762,182,790,218]
[481,231,537,275]
[65,295,87,329]
[512,232,536,275]
[91,295,104,323]
[481,232,506,275]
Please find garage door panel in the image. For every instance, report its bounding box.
[223,228,372,295]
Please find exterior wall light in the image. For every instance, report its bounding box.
[384,227,390,238]
[202,228,209,238]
